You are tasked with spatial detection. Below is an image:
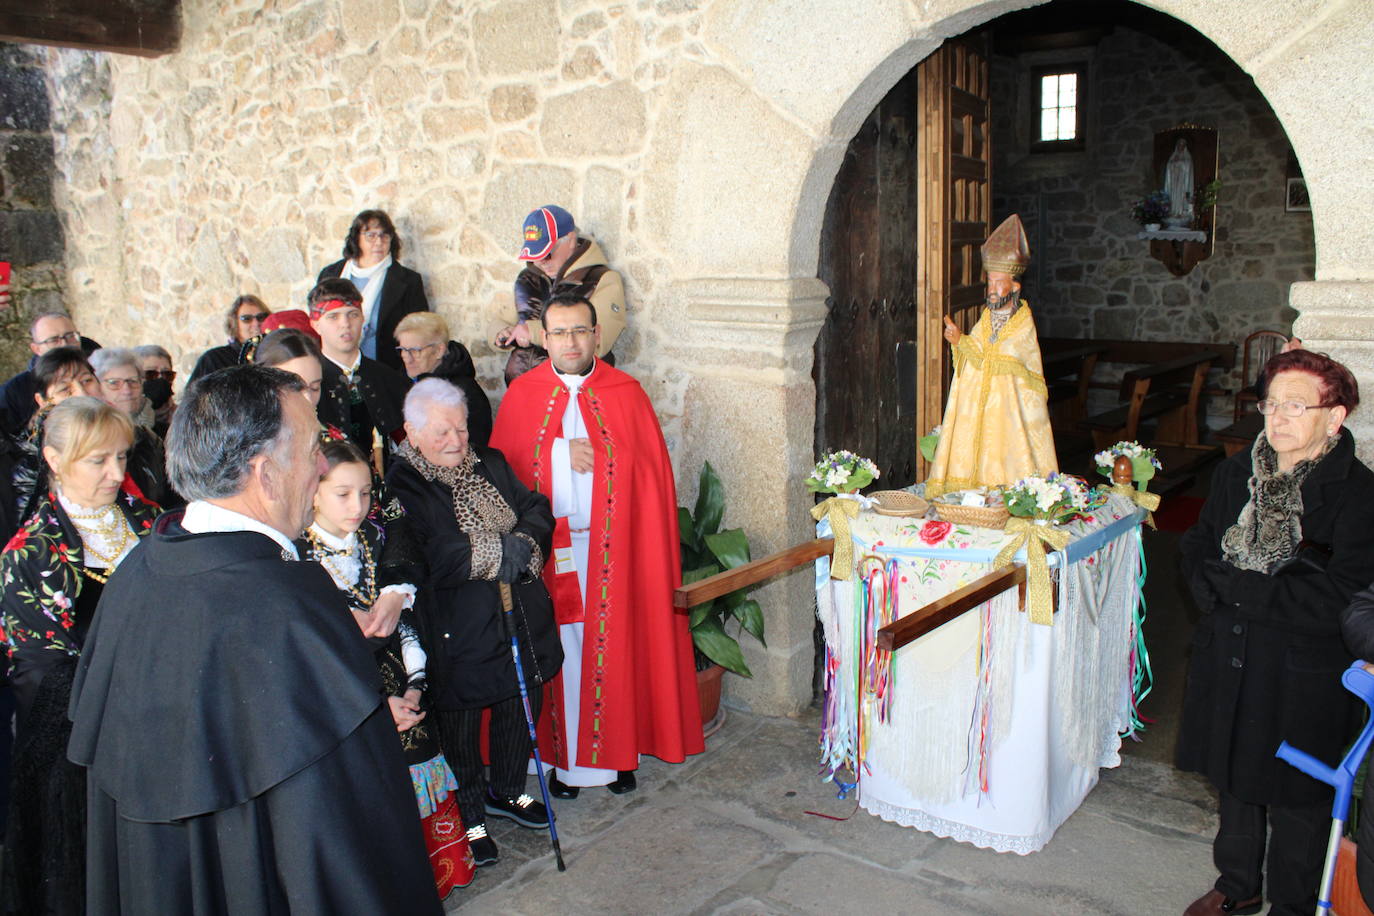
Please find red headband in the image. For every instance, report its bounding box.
[308,298,356,319]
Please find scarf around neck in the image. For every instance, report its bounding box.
[341,255,392,326]
[1220,431,1336,573]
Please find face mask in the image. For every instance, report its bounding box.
[143,377,173,409]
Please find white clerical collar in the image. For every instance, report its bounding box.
[325,351,363,376]
[182,500,300,559]
[555,359,596,389]
[308,523,358,552]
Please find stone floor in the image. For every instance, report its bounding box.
[443,705,1218,915]
[444,492,1223,915]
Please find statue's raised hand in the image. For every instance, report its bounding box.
[942,315,962,345]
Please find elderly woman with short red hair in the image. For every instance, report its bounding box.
[1179,349,1374,916]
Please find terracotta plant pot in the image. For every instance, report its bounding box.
[697,664,726,738]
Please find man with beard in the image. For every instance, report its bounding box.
[924,214,1058,496]
[490,295,702,798]
[68,365,440,915]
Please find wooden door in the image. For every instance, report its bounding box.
[916,37,993,479]
[814,69,921,488]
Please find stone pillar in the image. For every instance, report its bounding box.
[1291,280,1374,462]
[672,276,829,717]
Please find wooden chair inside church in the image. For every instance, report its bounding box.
[1233,329,1288,419]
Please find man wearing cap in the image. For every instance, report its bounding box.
[308,279,411,462]
[491,205,626,384]
[924,214,1058,496]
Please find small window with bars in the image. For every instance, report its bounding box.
[1032,65,1085,150]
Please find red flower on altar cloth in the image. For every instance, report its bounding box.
[918,520,953,546]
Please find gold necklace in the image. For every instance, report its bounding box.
[307,528,378,608]
[65,504,135,570]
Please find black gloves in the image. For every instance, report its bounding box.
[498,533,533,583]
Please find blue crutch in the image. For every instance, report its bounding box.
[1276,661,1374,915]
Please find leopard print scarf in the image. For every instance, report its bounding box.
[1220,431,1335,573]
[397,442,516,579]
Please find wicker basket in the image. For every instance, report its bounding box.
[869,490,930,518]
[934,501,1010,530]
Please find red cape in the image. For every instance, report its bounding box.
[491,360,703,770]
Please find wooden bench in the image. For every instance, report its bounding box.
[1041,341,1107,427]
[1085,350,1218,449]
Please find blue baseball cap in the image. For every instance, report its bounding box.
[518,205,576,260]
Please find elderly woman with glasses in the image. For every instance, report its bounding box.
[89,348,174,507]
[318,209,430,376]
[188,295,272,384]
[1178,349,1374,916]
[393,312,492,448]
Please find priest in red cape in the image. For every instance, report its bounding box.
[490,293,703,797]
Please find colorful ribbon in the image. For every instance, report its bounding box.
[993,517,1069,625]
[1111,483,1161,529]
[812,496,861,580]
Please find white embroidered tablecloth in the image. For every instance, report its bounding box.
[814,493,1147,854]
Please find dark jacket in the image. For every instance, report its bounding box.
[317,355,411,459]
[417,341,493,450]
[385,446,561,711]
[188,341,241,384]
[1178,428,1374,806]
[318,260,430,375]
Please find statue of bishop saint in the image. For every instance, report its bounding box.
[924,213,1059,497]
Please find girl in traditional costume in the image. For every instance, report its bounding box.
[297,438,474,899]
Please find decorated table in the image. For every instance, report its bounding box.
[813,491,1150,854]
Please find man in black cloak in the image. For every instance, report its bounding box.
[67,365,442,915]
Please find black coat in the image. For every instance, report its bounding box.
[188,341,240,384]
[69,516,441,915]
[1178,429,1374,805]
[317,355,411,457]
[318,260,430,375]
[417,341,493,449]
[385,446,562,711]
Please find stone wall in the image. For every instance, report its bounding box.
[0,43,65,375]
[989,18,1313,422]
[25,0,1374,717]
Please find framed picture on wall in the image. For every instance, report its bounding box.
[1286,177,1310,212]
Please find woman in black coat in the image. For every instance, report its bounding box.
[384,377,560,869]
[318,209,430,376]
[394,311,493,449]
[1179,349,1374,916]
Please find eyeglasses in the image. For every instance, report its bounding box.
[33,330,81,348]
[144,369,178,382]
[544,327,594,341]
[1257,399,1334,417]
[238,311,270,323]
[101,377,143,390]
[395,343,438,357]
[362,230,392,240]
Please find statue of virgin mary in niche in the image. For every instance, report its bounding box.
[1164,138,1195,228]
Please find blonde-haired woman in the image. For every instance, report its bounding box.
[0,396,159,915]
[394,312,491,448]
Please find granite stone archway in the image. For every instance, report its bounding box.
[660,0,1374,717]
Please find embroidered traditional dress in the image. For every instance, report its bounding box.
[924,302,1059,497]
[296,519,473,897]
[0,484,157,916]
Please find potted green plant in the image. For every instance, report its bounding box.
[1131,190,1171,231]
[679,462,765,731]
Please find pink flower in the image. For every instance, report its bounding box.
[918,520,953,546]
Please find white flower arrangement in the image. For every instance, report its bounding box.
[1094,440,1162,490]
[807,450,880,495]
[1003,472,1092,523]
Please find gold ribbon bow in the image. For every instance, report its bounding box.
[812,496,862,580]
[993,517,1070,625]
[1110,483,1161,529]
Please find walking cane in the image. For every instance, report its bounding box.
[497,581,567,872]
[1276,661,1374,915]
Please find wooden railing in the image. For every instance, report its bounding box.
[672,536,1030,653]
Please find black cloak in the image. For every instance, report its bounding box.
[67,514,441,916]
